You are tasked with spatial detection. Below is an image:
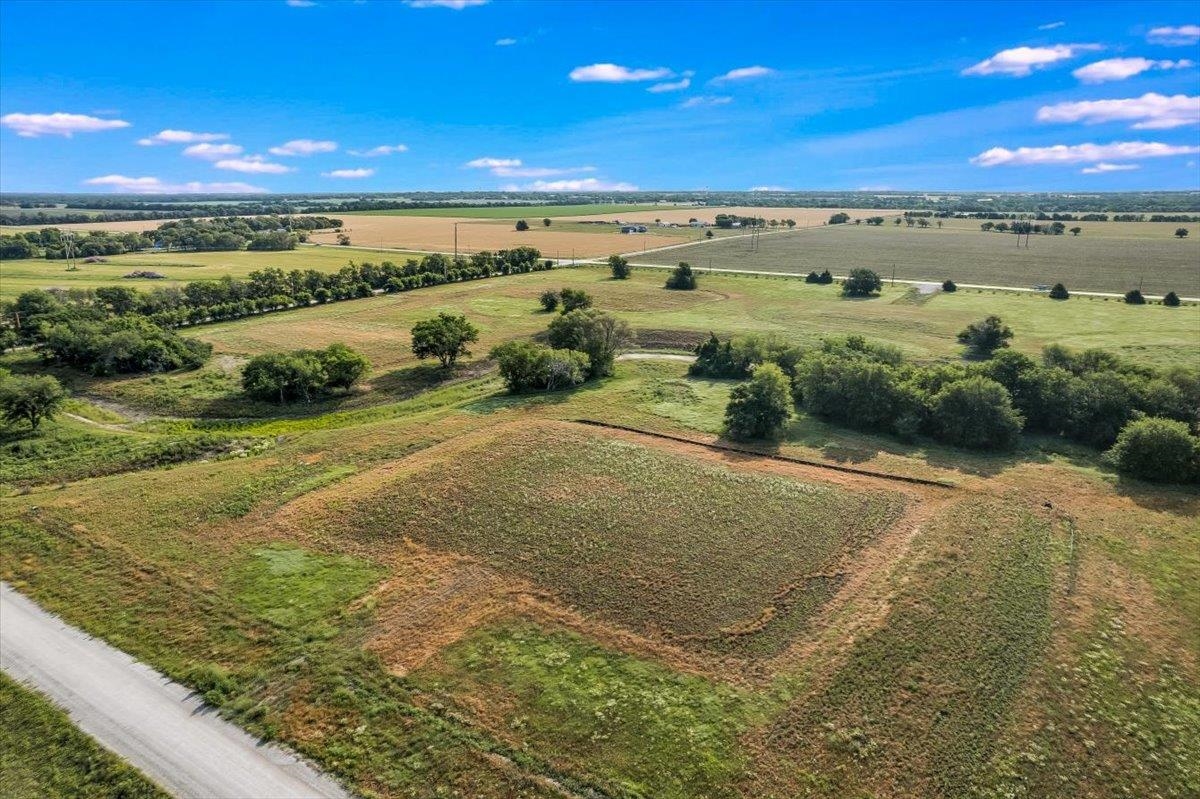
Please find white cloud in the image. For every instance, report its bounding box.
[492,165,595,178]
[214,156,294,174]
[405,0,487,8]
[713,65,774,82]
[1147,25,1200,46]
[1073,57,1194,83]
[268,138,337,156]
[962,43,1101,77]
[750,185,789,191]
[182,142,244,159]
[1080,162,1141,174]
[680,95,733,108]
[1037,93,1199,130]
[286,0,316,6]
[971,140,1200,166]
[1,112,130,138]
[519,178,638,192]
[465,157,522,169]
[569,63,674,83]
[347,144,409,156]
[647,77,691,93]
[322,168,375,178]
[136,129,228,146]
[1037,21,1065,30]
[495,37,516,46]
[83,175,267,194]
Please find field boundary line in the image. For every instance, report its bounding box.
[571,419,956,488]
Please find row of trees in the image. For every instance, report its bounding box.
[706,328,1200,481]
[38,316,211,375]
[5,249,550,350]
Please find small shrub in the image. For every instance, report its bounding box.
[1124,289,1146,305]
[1049,283,1069,300]
[1104,417,1199,483]
[1163,291,1181,307]
[942,280,957,292]
[539,289,560,312]
[559,287,593,313]
[515,219,530,231]
[665,262,697,290]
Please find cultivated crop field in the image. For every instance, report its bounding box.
[357,203,671,218]
[639,223,1200,296]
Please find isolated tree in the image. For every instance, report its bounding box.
[957,315,1013,357]
[0,373,66,431]
[930,377,1023,450]
[842,268,882,297]
[559,287,593,312]
[410,313,479,368]
[1124,289,1146,305]
[724,363,792,440]
[665,262,697,290]
[337,233,351,246]
[515,219,530,232]
[546,309,633,377]
[1049,283,1070,300]
[241,351,327,404]
[1104,417,1199,483]
[318,343,369,391]
[936,220,943,228]
[942,280,957,292]
[705,230,714,239]
[608,254,631,280]
[1175,227,1189,238]
[539,289,560,312]
[917,218,930,228]
[1163,291,1181,307]
[1070,226,1082,236]
[542,218,552,227]
[829,212,850,225]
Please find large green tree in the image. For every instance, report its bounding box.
[410,313,479,368]
[0,373,68,431]
[724,363,792,440]
[546,309,633,377]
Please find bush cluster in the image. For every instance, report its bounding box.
[242,343,369,404]
[40,316,211,375]
[712,330,1200,476]
[490,340,589,392]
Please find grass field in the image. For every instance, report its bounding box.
[1,259,1197,797]
[0,674,166,798]
[639,223,1200,296]
[0,247,425,299]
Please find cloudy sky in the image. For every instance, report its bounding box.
[1,0,1198,193]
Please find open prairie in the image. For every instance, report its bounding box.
[639,223,1200,296]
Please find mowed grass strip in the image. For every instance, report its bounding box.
[0,674,167,799]
[639,224,1200,296]
[326,422,906,653]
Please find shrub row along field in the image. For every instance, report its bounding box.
[638,224,1200,296]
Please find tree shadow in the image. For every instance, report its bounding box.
[1111,476,1200,515]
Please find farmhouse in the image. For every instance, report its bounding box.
[620,224,648,234]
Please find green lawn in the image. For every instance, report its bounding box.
[0,247,425,299]
[639,224,1200,296]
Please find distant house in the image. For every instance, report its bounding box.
[620,225,647,234]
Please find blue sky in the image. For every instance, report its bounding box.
[1,0,1198,194]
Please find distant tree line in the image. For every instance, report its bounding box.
[702,327,1200,482]
[0,216,342,259]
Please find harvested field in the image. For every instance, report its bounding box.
[304,214,679,257]
[638,223,1200,295]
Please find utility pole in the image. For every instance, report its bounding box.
[891,263,896,285]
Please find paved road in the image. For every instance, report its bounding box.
[0,582,351,799]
